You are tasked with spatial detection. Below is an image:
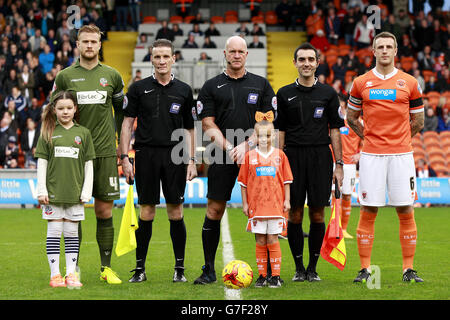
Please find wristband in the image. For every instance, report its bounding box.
[335,159,344,166]
[120,154,129,160]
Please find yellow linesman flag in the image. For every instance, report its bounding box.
[320,196,347,270]
[115,185,139,256]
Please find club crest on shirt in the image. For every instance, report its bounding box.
[99,78,109,87]
[247,93,258,104]
[396,79,406,88]
[196,100,203,115]
[74,136,82,145]
[314,107,324,118]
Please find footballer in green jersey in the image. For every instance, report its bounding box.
[50,25,124,284]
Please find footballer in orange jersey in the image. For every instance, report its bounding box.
[347,32,424,283]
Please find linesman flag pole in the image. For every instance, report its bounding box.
[320,178,347,270]
[115,159,139,257]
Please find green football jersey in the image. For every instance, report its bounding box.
[52,60,124,157]
[35,122,96,205]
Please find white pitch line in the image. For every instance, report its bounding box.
[221,209,242,300]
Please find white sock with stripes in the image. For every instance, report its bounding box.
[47,221,63,278]
[64,221,79,275]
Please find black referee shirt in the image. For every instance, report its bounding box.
[124,74,195,147]
[275,78,344,147]
[196,71,276,141]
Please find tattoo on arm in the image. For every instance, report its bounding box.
[410,111,424,137]
[346,108,364,140]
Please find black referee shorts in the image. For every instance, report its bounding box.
[135,146,187,205]
[207,162,240,202]
[285,145,333,209]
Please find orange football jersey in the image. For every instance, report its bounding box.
[238,147,293,219]
[340,118,363,164]
[348,68,423,155]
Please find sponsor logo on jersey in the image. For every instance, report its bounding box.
[76,90,107,104]
[170,103,181,114]
[70,78,86,82]
[314,107,324,118]
[54,146,80,159]
[365,81,373,88]
[340,126,349,135]
[74,136,82,145]
[247,93,258,104]
[256,166,276,177]
[99,77,109,87]
[369,89,397,101]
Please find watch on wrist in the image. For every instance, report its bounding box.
[226,144,233,152]
[247,140,255,148]
[336,159,344,166]
[189,157,198,163]
[120,154,129,160]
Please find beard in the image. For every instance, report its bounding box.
[81,50,98,61]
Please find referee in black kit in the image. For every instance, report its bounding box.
[275,43,344,282]
[193,35,277,284]
[120,39,197,283]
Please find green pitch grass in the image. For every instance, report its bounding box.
[0,206,448,300]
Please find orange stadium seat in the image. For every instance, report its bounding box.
[424,136,440,148]
[170,16,183,24]
[345,70,357,84]
[429,154,446,167]
[326,53,338,67]
[422,70,437,82]
[355,48,372,62]
[338,46,350,57]
[184,15,195,23]
[210,16,224,24]
[433,163,449,176]
[440,131,450,139]
[446,153,450,164]
[143,16,157,23]
[413,147,426,159]
[264,11,278,25]
[423,131,439,140]
[252,16,264,24]
[426,146,445,158]
[225,10,238,17]
[225,15,238,23]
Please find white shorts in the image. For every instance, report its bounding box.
[358,153,416,207]
[342,164,357,195]
[247,218,285,235]
[42,204,85,221]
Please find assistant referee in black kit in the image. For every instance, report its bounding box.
[120,39,197,283]
[275,43,344,283]
[193,35,277,284]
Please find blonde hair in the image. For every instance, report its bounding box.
[77,25,103,40]
[40,91,78,144]
[255,120,274,134]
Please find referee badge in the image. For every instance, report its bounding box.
[314,107,324,118]
[247,93,259,104]
[170,103,181,114]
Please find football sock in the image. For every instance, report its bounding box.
[341,197,352,230]
[135,218,153,269]
[77,222,82,265]
[398,211,417,271]
[287,221,305,272]
[170,218,186,269]
[255,243,268,277]
[356,210,377,270]
[201,216,221,272]
[96,217,114,268]
[307,222,325,273]
[63,221,79,275]
[267,242,282,277]
[47,221,63,278]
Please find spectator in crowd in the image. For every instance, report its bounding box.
[416,159,437,178]
[0,54,6,94]
[129,0,141,31]
[3,68,19,96]
[425,75,444,93]
[0,111,16,165]
[436,105,449,132]
[20,117,39,168]
[3,135,19,168]
[189,23,204,37]
[39,44,54,74]
[431,19,446,54]
[354,14,375,49]
[423,106,439,132]
[291,0,308,31]
[381,14,402,44]
[191,12,204,24]
[275,0,292,31]
[413,69,426,92]
[182,34,198,48]
[343,48,360,72]
[26,97,42,124]
[39,8,55,37]
[156,20,175,42]
[172,23,183,36]
[54,49,69,67]
[91,9,108,40]
[57,19,71,41]
[342,5,358,46]
[250,23,265,36]
[306,8,324,41]
[416,19,433,49]
[4,86,27,130]
[310,29,330,52]
[115,0,129,31]
[248,35,264,48]
[142,46,152,62]
[202,36,217,49]
[315,52,330,79]
[235,22,250,36]
[175,50,184,61]
[6,43,21,68]
[436,67,450,92]
[199,51,211,61]
[204,22,220,37]
[29,28,46,53]
[398,35,414,58]
[395,9,410,33]
[136,33,148,49]
[332,56,347,85]
[324,7,340,45]
[46,28,59,53]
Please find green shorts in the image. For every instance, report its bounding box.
[93,156,120,201]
